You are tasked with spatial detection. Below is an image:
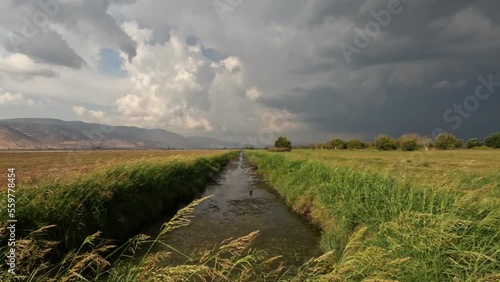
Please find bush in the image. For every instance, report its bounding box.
[274,136,292,150]
[374,135,397,151]
[346,139,364,150]
[465,138,482,149]
[434,133,462,150]
[400,140,418,151]
[484,132,500,148]
[397,133,430,150]
[330,138,346,150]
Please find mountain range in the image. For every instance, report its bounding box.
[0,118,238,150]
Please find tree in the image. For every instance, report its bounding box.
[465,138,482,149]
[330,138,346,150]
[346,139,364,150]
[400,140,418,151]
[484,132,500,148]
[397,133,431,151]
[375,135,397,151]
[397,133,420,151]
[274,136,292,150]
[434,133,461,150]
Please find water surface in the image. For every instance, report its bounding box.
[145,152,321,267]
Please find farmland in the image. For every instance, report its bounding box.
[0,150,230,187]
[0,150,243,281]
[246,149,500,281]
[0,149,499,281]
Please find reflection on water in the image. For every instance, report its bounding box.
[145,152,321,267]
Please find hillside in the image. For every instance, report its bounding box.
[0,118,236,150]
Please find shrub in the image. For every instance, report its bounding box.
[455,138,465,149]
[330,138,346,150]
[465,138,482,149]
[433,133,461,150]
[400,140,418,151]
[274,136,292,150]
[374,135,397,151]
[484,132,500,148]
[346,139,364,150]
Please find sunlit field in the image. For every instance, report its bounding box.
[288,149,500,189]
[0,150,258,281]
[245,149,500,281]
[1,148,499,281]
[0,150,229,187]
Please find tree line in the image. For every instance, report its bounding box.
[308,132,500,151]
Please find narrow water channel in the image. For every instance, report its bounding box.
[145,152,322,268]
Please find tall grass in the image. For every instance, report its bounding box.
[246,151,499,281]
[0,152,236,274]
[0,196,293,281]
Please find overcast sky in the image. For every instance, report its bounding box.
[0,0,499,144]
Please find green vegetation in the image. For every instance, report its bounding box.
[1,196,291,281]
[329,138,346,150]
[308,131,500,152]
[374,135,397,151]
[399,139,418,151]
[397,134,423,151]
[274,136,292,150]
[485,132,500,148]
[0,151,246,280]
[346,139,364,150]
[465,138,483,149]
[245,150,500,281]
[434,132,464,150]
[2,146,499,281]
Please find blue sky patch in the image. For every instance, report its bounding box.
[98,48,127,77]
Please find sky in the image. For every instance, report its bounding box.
[0,0,499,145]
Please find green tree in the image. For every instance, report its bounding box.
[465,138,482,149]
[330,138,346,150]
[400,140,418,151]
[465,138,483,149]
[397,133,423,151]
[434,133,461,150]
[274,136,292,150]
[346,139,364,150]
[484,132,500,148]
[374,135,397,151]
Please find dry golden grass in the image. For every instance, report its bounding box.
[0,150,229,187]
[287,149,500,190]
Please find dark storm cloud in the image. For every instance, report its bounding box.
[265,0,500,140]
[262,72,500,140]
[4,28,86,68]
[306,0,500,68]
[1,0,498,141]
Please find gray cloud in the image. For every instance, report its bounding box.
[1,0,499,143]
[0,0,137,68]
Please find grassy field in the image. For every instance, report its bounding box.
[1,149,499,281]
[1,150,263,281]
[289,149,500,190]
[0,150,229,187]
[245,149,500,281]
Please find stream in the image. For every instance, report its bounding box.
[143,152,322,268]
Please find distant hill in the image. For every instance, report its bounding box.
[0,118,237,150]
